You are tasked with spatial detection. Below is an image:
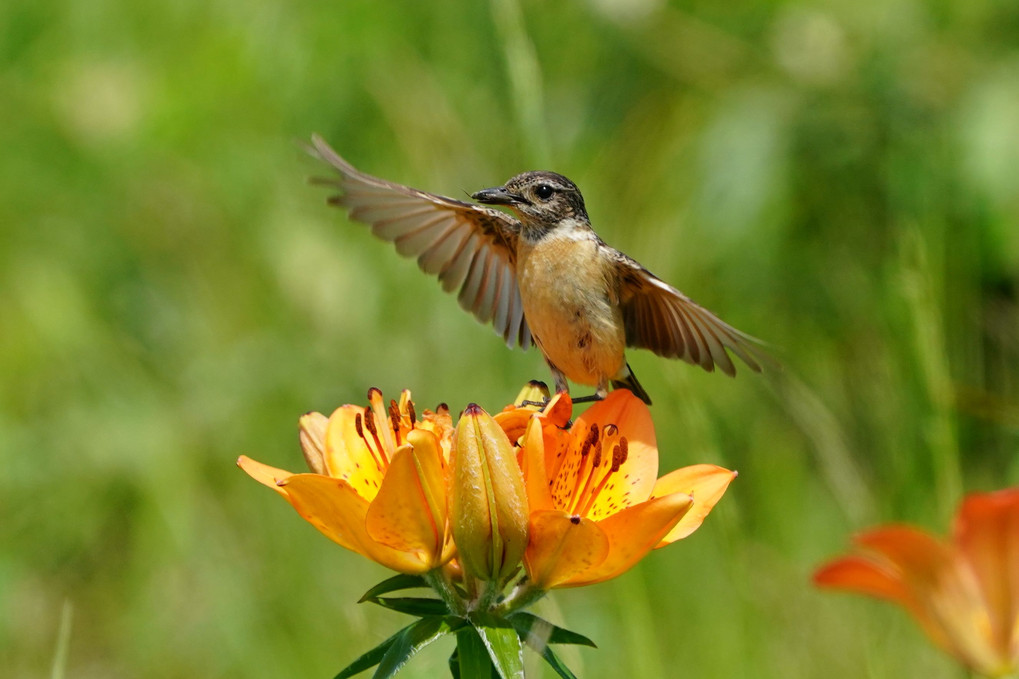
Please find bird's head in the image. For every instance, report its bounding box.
[472,171,589,238]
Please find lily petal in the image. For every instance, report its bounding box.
[520,416,554,513]
[365,431,451,568]
[525,510,610,590]
[298,412,328,474]
[563,492,694,587]
[324,405,386,500]
[237,455,293,497]
[852,526,953,589]
[815,526,959,658]
[813,554,917,605]
[653,465,737,545]
[954,488,1019,665]
[569,391,659,518]
[279,473,434,574]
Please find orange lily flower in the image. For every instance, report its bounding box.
[814,488,1019,677]
[238,389,455,574]
[511,390,737,589]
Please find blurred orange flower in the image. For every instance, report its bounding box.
[814,488,1019,677]
[507,390,736,589]
[238,389,455,574]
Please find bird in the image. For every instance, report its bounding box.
[309,135,765,405]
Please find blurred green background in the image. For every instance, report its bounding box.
[3,0,1018,676]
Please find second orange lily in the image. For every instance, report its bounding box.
[510,390,737,589]
[815,487,1019,678]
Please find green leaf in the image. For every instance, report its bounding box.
[470,614,524,679]
[333,628,402,679]
[373,616,455,679]
[454,627,507,678]
[531,643,580,679]
[370,596,449,616]
[447,647,461,679]
[358,574,428,603]
[507,612,597,648]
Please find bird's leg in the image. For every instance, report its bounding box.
[519,358,571,408]
[568,379,609,405]
[547,360,571,397]
[569,393,606,404]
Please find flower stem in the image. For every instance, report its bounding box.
[493,582,547,616]
[424,568,466,617]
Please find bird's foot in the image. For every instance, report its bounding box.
[569,393,607,404]
[519,398,550,408]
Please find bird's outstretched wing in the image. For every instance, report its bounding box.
[616,252,765,376]
[310,135,532,349]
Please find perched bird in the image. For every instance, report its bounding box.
[310,135,765,405]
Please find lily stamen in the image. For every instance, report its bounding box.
[568,428,600,515]
[388,399,403,445]
[361,407,390,468]
[576,435,627,518]
[367,387,397,454]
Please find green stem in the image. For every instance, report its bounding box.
[478,581,495,611]
[492,582,547,616]
[425,568,466,617]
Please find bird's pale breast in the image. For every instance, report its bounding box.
[516,234,626,387]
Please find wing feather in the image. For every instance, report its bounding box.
[311,135,531,349]
[619,256,765,376]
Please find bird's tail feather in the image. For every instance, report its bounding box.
[611,363,652,405]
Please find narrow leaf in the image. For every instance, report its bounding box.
[448,647,461,679]
[455,628,495,679]
[373,616,453,679]
[370,596,449,616]
[358,574,428,603]
[533,643,580,679]
[333,628,402,679]
[471,614,524,679]
[508,612,597,648]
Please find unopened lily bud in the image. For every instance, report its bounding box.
[513,381,550,408]
[450,403,529,583]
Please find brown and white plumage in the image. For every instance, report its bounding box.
[311,135,531,349]
[310,134,765,404]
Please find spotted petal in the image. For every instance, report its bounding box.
[653,465,737,545]
[525,510,610,589]
[365,431,452,568]
[562,492,694,587]
[279,473,435,574]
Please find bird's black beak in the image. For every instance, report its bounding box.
[471,186,525,206]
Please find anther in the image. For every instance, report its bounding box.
[611,438,628,472]
[407,400,417,424]
[388,399,402,444]
[363,407,377,436]
[362,406,387,464]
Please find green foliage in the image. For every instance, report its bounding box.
[3,0,1018,677]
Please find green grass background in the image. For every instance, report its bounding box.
[3,0,1018,676]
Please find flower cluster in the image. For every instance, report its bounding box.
[239,385,735,676]
[239,386,734,591]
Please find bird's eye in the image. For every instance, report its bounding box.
[534,184,555,201]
